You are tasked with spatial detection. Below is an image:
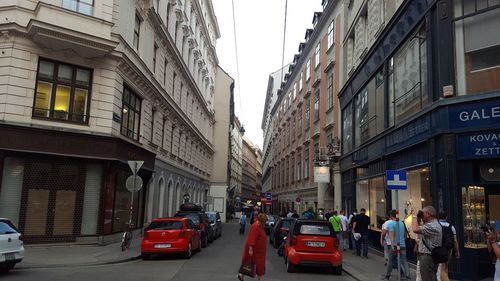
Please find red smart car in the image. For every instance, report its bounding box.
[284,219,342,275]
[141,218,201,260]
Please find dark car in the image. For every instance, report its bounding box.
[206,211,222,239]
[269,217,295,248]
[264,215,277,235]
[175,205,214,247]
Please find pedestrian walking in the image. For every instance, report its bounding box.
[486,228,500,281]
[329,211,341,238]
[380,210,411,280]
[339,210,349,251]
[412,206,442,281]
[437,212,460,281]
[286,210,293,218]
[381,214,393,268]
[291,210,299,218]
[352,208,370,257]
[325,209,333,221]
[348,209,358,254]
[303,207,315,219]
[238,213,268,281]
[239,213,247,235]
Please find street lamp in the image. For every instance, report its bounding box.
[183,193,190,203]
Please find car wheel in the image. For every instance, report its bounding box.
[332,265,342,275]
[286,258,296,273]
[184,242,192,259]
[201,234,208,248]
[141,253,151,260]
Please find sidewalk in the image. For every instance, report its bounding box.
[342,249,416,281]
[19,237,142,269]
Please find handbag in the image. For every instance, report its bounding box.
[238,257,256,277]
[404,224,417,253]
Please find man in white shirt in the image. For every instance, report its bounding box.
[286,210,293,218]
[339,210,349,251]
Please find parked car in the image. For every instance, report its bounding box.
[206,211,222,239]
[269,217,295,248]
[141,218,201,260]
[264,215,277,235]
[0,218,24,272]
[175,205,214,247]
[284,219,342,275]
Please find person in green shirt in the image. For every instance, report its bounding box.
[329,211,342,235]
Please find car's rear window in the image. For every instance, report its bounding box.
[175,213,200,224]
[268,216,275,222]
[298,224,332,236]
[148,221,183,230]
[0,221,18,235]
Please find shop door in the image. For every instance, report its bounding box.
[20,160,85,243]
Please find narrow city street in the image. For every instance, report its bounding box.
[4,223,356,281]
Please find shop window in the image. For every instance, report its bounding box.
[454,5,500,95]
[62,0,94,16]
[121,85,142,140]
[342,103,353,154]
[356,176,386,231]
[396,167,431,228]
[388,25,428,126]
[462,186,487,248]
[33,59,92,124]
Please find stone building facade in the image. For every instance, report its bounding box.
[0,0,220,243]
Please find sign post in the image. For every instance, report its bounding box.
[386,170,408,281]
[126,161,144,230]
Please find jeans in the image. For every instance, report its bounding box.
[339,231,349,251]
[350,232,357,252]
[356,233,369,257]
[383,246,410,280]
[239,223,245,235]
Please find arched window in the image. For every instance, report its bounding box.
[157,178,165,218]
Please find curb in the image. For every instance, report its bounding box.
[18,254,142,270]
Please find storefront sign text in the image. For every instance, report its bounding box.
[450,99,500,129]
[458,131,500,159]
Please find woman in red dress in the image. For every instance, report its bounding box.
[238,213,268,281]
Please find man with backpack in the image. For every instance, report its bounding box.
[348,209,358,254]
[437,212,460,281]
[412,206,455,281]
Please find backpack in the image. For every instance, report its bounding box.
[422,221,454,264]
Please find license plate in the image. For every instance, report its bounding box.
[4,253,15,261]
[306,241,325,247]
[154,244,171,249]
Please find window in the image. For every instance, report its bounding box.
[314,89,320,121]
[150,108,155,142]
[355,176,386,231]
[314,141,319,161]
[62,0,93,16]
[306,60,311,80]
[342,103,353,153]
[33,59,92,124]
[305,97,310,129]
[354,89,368,147]
[297,106,302,134]
[133,15,141,51]
[291,114,296,142]
[153,44,158,73]
[315,43,321,68]
[304,148,310,178]
[388,25,428,126]
[172,72,176,97]
[161,118,166,148]
[296,153,302,181]
[164,59,168,86]
[327,73,334,110]
[328,20,334,48]
[454,5,500,95]
[121,85,141,140]
[299,72,303,91]
[293,83,297,100]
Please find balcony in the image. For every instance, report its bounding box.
[324,46,336,73]
[313,121,320,138]
[313,68,321,87]
[21,2,117,58]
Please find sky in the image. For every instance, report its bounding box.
[212,0,323,149]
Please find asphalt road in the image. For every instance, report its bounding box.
[3,223,356,281]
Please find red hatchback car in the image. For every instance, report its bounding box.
[141,218,201,260]
[284,219,342,275]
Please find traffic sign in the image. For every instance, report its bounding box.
[126,175,143,192]
[386,170,407,190]
[265,192,272,201]
[296,196,301,203]
[127,160,144,175]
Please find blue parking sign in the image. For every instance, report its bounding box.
[386,170,407,190]
[265,192,272,201]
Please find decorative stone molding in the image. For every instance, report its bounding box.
[193,49,201,59]
[175,8,184,21]
[188,38,198,49]
[197,59,205,68]
[182,24,192,37]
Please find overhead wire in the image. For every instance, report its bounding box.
[231,0,243,115]
[280,0,288,84]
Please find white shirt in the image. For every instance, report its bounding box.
[286,212,293,218]
[338,215,348,231]
[382,220,392,245]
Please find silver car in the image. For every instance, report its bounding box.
[0,218,24,272]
